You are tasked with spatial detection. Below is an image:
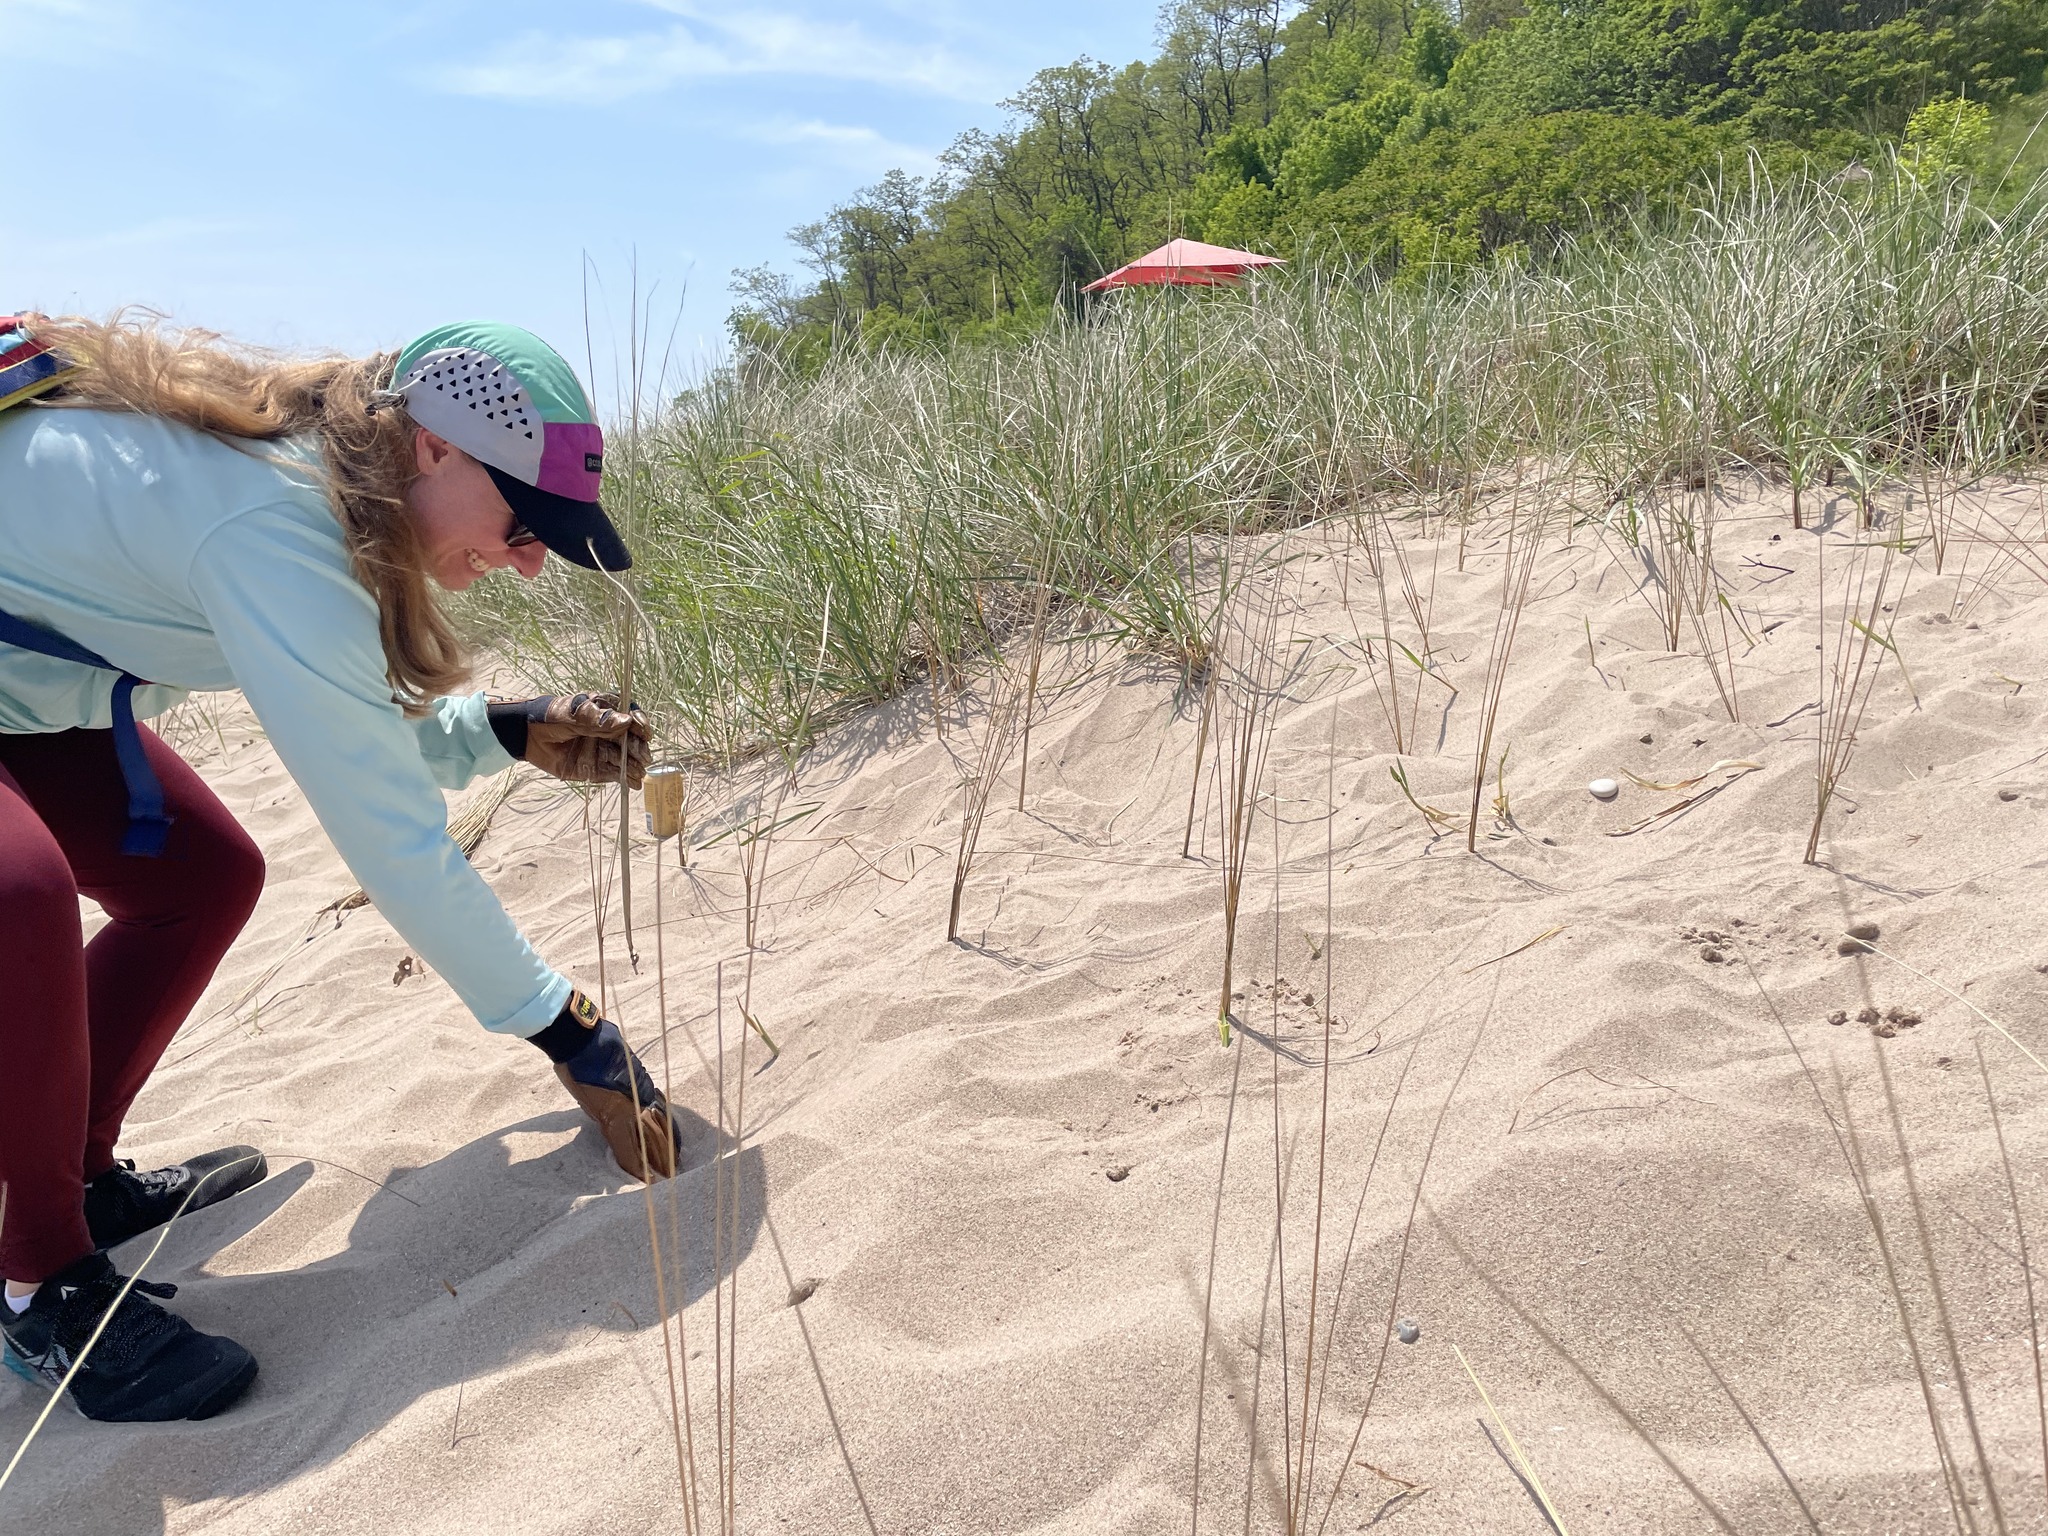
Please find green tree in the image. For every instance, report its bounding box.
[1274,82,1422,198]
[1905,94,1995,180]
[1401,5,1464,84]
[727,0,2048,357]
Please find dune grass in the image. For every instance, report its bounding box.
[466,166,2048,770]
[449,162,2048,1532]
[8,171,2028,1531]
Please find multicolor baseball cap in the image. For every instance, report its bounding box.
[387,322,629,571]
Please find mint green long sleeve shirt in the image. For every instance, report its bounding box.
[0,406,571,1035]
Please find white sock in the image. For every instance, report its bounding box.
[3,1289,32,1315]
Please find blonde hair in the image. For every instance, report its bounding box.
[31,312,469,710]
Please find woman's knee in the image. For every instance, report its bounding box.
[190,813,266,925]
[0,820,80,922]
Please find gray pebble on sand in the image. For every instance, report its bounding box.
[1395,1318,1421,1345]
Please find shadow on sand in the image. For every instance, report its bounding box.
[0,1105,761,1534]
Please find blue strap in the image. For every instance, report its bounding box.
[0,608,174,857]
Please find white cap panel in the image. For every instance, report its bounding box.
[394,346,546,483]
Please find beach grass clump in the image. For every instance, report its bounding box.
[428,167,2048,1534]
[463,165,2048,767]
[1805,528,1906,864]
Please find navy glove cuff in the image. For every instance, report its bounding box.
[486,697,553,762]
[526,990,600,1063]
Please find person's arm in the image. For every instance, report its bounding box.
[411,691,517,791]
[411,693,652,796]
[185,508,568,1035]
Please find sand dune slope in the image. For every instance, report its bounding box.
[8,483,2048,1535]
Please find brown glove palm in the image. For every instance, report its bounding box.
[490,693,652,787]
[532,992,685,1181]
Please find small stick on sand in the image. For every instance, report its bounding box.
[1451,1344,1573,1536]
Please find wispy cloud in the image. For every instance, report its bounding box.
[5,0,147,62]
[744,120,941,175]
[436,2,1004,105]
[2,0,98,19]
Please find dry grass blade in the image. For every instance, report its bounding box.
[1670,1317,1824,1533]
[949,640,1030,942]
[1264,778,1297,1530]
[725,973,756,1534]
[650,835,704,1529]
[1465,469,1548,854]
[1863,941,2048,1076]
[1351,506,1443,756]
[1683,482,1744,723]
[1211,559,1290,1045]
[712,964,731,1529]
[633,1079,694,1528]
[731,589,834,1057]
[1622,758,1761,792]
[1013,530,1058,812]
[1182,659,1220,860]
[1873,1045,2010,1534]
[1450,1343,1573,1536]
[615,603,638,966]
[1435,1218,1740,1535]
[1462,925,1566,974]
[1605,763,1760,838]
[1736,949,1974,1530]
[707,597,833,1531]
[761,1211,880,1535]
[1189,1024,1249,1534]
[1317,978,1494,1535]
[1298,1014,1431,1517]
[1806,527,1906,864]
[1976,1039,2048,1510]
[0,1153,263,1496]
[1836,1062,1979,1533]
[1287,699,1342,1536]
[576,691,695,1523]
[1389,762,1459,835]
[1242,1155,1299,1531]
[1639,473,1742,722]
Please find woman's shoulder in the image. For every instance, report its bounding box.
[21,405,334,517]
[4,407,349,588]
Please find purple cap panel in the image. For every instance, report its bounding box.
[537,421,605,502]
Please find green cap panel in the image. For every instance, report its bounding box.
[393,322,595,425]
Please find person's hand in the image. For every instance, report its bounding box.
[532,992,684,1180]
[489,693,652,787]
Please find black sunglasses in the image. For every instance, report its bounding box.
[506,516,540,549]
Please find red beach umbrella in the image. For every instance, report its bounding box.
[1081,237,1285,293]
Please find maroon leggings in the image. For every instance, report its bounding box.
[0,726,262,1282]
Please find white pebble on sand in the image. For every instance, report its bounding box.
[1589,778,1620,800]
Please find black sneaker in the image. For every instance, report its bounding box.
[85,1146,268,1252]
[0,1252,256,1421]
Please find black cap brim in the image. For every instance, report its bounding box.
[484,464,632,572]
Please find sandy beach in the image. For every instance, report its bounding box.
[8,479,2048,1535]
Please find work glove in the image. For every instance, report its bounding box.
[527,992,685,1181]
[487,693,652,788]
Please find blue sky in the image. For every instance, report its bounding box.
[6,0,1160,396]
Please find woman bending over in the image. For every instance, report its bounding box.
[0,314,681,1422]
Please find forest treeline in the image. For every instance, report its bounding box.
[730,0,2047,359]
